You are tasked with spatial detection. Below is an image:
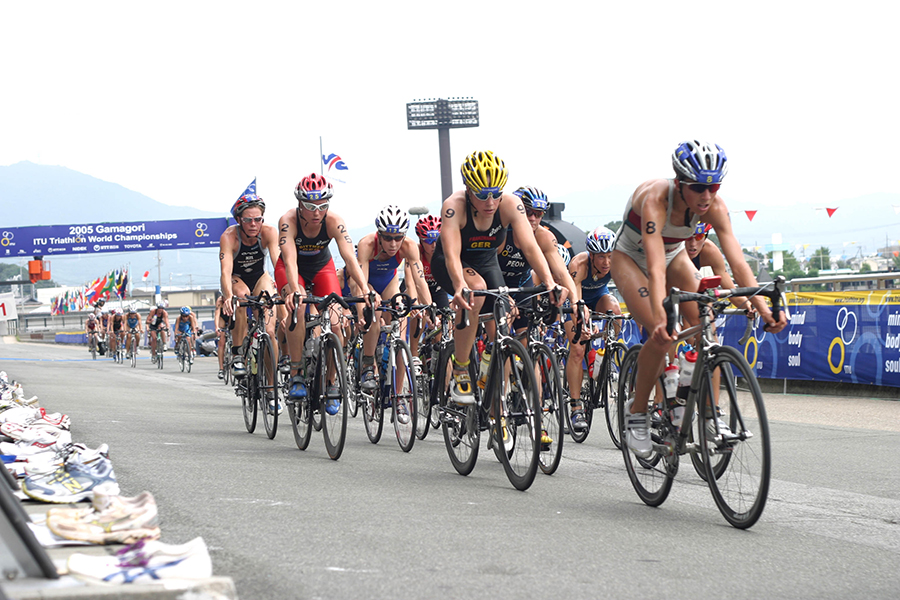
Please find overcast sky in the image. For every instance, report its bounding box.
[3,1,898,241]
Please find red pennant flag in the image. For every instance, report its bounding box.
[745,210,757,222]
[826,208,838,217]
[894,251,899,258]
[142,270,150,281]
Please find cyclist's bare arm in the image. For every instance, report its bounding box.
[219,228,237,316]
[704,199,785,332]
[400,239,432,306]
[278,210,302,312]
[536,227,579,303]
[331,214,368,299]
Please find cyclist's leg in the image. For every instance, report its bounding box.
[230,276,252,371]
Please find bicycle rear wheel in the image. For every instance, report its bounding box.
[533,344,563,476]
[699,345,771,529]
[362,378,384,444]
[259,335,279,440]
[241,362,258,434]
[618,344,674,506]
[391,340,417,453]
[320,333,348,460]
[414,343,430,441]
[345,342,361,419]
[602,342,626,449]
[493,338,540,491]
[288,397,312,450]
[562,354,592,444]
[438,344,480,476]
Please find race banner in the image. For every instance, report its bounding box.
[720,291,900,388]
[0,218,230,257]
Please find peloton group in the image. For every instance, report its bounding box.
[216,141,786,458]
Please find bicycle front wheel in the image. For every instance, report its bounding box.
[390,340,417,453]
[178,339,186,372]
[618,344,674,506]
[438,344,480,476]
[533,344,563,476]
[241,361,258,434]
[130,338,137,368]
[602,342,627,449]
[699,345,771,529]
[320,333,348,460]
[492,339,540,491]
[414,344,430,441]
[345,342,361,418]
[259,335,279,440]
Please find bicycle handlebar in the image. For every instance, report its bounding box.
[662,276,788,336]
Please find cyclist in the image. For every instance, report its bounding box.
[498,186,581,331]
[414,215,448,309]
[108,308,125,358]
[354,206,433,391]
[85,314,100,353]
[124,305,143,359]
[563,226,622,431]
[610,140,786,458]
[276,173,372,403]
[220,192,281,378]
[430,150,565,405]
[174,306,199,363]
[146,302,170,364]
[97,308,110,354]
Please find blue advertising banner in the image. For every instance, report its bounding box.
[0,218,230,258]
[719,291,900,388]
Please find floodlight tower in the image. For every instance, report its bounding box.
[406,97,479,202]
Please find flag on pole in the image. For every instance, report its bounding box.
[322,152,349,184]
[117,269,128,298]
[142,270,150,282]
[240,178,257,198]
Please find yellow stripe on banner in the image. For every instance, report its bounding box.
[788,291,900,306]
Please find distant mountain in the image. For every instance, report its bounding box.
[0,161,224,287]
[0,161,222,225]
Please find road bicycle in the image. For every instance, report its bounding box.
[436,284,552,491]
[617,275,786,528]
[87,330,99,360]
[174,332,193,373]
[150,328,166,370]
[232,292,283,439]
[127,328,142,368]
[111,330,125,364]
[357,294,423,453]
[565,309,632,448]
[285,292,367,460]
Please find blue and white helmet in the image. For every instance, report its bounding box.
[375,205,410,235]
[586,226,615,254]
[556,243,571,267]
[513,186,549,212]
[672,140,728,184]
[180,306,191,316]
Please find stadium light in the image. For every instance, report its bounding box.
[407,97,479,202]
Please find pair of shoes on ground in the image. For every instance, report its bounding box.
[48,489,160,545]
[22,454,119,503]
[66,536,212,583]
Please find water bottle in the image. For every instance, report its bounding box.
[673,349,698,429]
[663,363,679,410]
[477,344,492,390]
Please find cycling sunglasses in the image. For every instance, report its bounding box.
[240,216,264,224]
[525,208,545,219]
[380,234,405,242]
[301,200,330,212]
[470,187,503,201]
[686,183,721,194]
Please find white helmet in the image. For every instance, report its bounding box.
[375,205,410,235]
[586,226,616,254]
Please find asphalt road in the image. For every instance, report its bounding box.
[2,340,899,600]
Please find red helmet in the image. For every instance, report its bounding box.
[231,194,265,219]
[415,215,441,241]
[294,173,334,202]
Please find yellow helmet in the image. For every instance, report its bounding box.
[460,151,508,195]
